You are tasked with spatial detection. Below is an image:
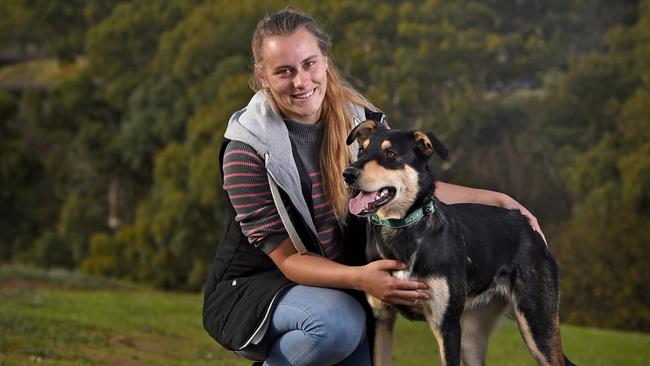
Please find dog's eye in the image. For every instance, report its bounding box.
[386,150,398,158]
[358,147,365,156]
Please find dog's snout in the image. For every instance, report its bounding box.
[343,167,361,185]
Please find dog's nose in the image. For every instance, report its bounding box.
[343,167,361,185]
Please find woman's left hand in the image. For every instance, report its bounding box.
[500,195,547,245]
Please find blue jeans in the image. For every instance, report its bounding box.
[262,285,371,366]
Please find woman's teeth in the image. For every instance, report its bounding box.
[294,89,315,99]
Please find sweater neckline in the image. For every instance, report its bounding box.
[284,118,323,144]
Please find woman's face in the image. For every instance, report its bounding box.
[259,27,328,124]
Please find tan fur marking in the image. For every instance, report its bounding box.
[432,327,447,366]
[381,140,392,150]
[367,295,393,321]
[460,297,507,366]
[423,277,450,365]
[424,277,450,325]
[414,131,433,156]
[364,119,377,130]
[367,295,396,366]
[513,305,551,366]
[367,294,384,309]
[354,160,419,220]
[354,120,377,148]
[551,318,565,365]
[375,164,419,219]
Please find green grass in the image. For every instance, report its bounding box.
[1,265,648,365]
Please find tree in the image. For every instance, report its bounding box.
[0,91,43,261]
[540,0,650,331]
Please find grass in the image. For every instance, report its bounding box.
[1,265,648,365]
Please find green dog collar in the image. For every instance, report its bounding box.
[370,200,436,229]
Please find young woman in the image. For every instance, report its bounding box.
[202,8,545,366]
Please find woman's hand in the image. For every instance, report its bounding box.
[356,260,430,306]
[499,194,547,245]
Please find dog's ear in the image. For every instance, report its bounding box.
[346,120,379,147]
[413,131,449,160]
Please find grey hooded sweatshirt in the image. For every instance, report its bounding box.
[224,90,367,250]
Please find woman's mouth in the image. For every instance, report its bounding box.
[292,88,316,100]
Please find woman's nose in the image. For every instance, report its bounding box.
[293,69,307,89]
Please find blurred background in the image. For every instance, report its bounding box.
[1,0,648,345]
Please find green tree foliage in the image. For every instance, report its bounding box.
[0,91,44,262]
[0,0,122,61]
[82,0,282,290]
[550,1,650,330]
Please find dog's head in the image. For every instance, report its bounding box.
[344,120,449,219]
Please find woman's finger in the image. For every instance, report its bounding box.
[374,259,407,271]
[390,289,430,301]
[394,278,429,290]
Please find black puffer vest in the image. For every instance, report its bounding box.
[202,139,373,360]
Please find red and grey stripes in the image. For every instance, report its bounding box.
[223,141,342,259]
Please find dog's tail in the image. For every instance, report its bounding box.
[563,354,576,366]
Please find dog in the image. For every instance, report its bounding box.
[343,120,574,366]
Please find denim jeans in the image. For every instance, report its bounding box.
[262,285,371,366]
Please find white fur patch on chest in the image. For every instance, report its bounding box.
[392,269,412,281]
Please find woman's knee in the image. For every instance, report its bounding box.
[306,289,366,360]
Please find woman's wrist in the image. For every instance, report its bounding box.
[349,265,365,292]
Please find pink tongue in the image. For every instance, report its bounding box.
[349,191,379,215]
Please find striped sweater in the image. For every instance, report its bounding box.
[222,119,342,260]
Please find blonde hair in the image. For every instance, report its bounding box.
[251,8,372,222]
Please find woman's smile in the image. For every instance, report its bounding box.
[293,88,316,100]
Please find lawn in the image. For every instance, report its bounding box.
[1,265,648,365]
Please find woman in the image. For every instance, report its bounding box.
[202,8,545,366]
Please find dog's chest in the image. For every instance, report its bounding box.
[392,269,413,281]
[370,228,421,263]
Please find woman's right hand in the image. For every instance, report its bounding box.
[357,259,430,306]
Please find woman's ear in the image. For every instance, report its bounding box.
[255,64,268,89]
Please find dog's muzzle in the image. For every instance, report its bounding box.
[343,167,361,185]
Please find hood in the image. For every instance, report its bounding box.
[224,90,367,241]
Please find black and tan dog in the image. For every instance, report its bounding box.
[343,121,574,366]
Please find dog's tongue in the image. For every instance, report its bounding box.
[349,190,379,215]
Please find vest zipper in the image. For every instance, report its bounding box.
[237,283,293,350]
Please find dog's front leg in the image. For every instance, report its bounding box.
[368,295,397,366]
